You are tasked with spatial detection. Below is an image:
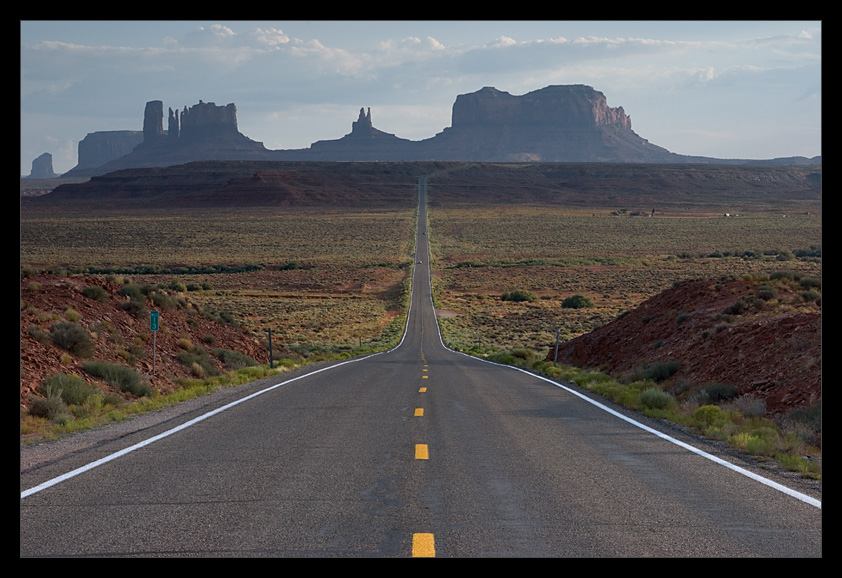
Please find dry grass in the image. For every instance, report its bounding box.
[427,206,822,354]
[20,175,821,359]
[21,206,418,354]
[21,207,416,269]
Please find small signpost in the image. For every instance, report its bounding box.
[150,310,159,373]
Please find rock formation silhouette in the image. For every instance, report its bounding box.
[55,85,819,177]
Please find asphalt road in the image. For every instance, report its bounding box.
[20,177,821,557]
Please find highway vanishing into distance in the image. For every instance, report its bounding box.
[21,177,821,557]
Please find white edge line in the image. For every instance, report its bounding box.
[423,233,820,511]
[21,179,429,501]
[433,314,821,509]
[21,351,386,499]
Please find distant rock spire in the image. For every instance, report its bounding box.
[143,100,164,142]
[168,107,180,139]
[26,152,57,178]
[352,107,373,135]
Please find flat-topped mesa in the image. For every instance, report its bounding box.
[451,85,632,130]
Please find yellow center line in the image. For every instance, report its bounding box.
[414,408,424,417]
[412,533,436,557]
[415,444,429,459]
[422,375,428,379]
[419,387,427,392]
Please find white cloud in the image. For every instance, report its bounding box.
[250,27,290,47]
[491,36,517,48]
[180,24,237,46]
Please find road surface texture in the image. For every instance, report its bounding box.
[21,177,821,557]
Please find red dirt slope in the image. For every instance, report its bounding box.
[20,274,267,411]
[550,276,821,417]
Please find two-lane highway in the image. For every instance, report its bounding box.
[20,176,821,557]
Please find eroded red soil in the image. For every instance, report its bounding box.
[20,274,267,410]
[550,277,821,417]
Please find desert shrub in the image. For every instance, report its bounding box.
[204,309,239,327]
[50,322,94,358]
[799,290,820,303]
[733,427,779,456]
[641,360,680,382]
[212,348,258,370]
[82,361,153,397]
[501,289,537,302]
[756,285,777,301]
[723,296,764,315]
[121,299,147,318]
[118,283,146,301]
[561,294,594,309]
[27,325,51,345]
[509,348,536,360]
[82,285,108,302]
[770,270,801,282]
[701,382,738,403]
[28,393,68,420]
[799,276,821,290]
[693,404,723,426]
[732,394,767,418]
[149,289,178,310]
[279,260,304,270]
[638,387,675,410]
[571,370,614,389]
[781,402,822,448]
[177,346,221,377]
[488,352,517,365]
[42,373,98,406]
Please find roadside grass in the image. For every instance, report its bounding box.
[457,345,821,480]
[20,342,395,444]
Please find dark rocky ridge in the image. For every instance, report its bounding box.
[55,85,820,178]
[25,160,821,216]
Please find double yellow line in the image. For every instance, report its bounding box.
[412,362,435,557]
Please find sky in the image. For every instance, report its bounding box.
[20,20,822,175]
